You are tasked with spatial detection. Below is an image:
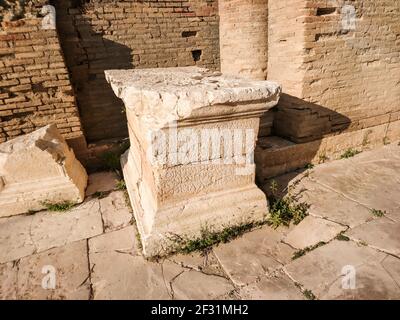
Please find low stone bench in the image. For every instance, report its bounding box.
[105,67,281,257]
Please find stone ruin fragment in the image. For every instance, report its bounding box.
[0,124,88,217]
[106,67,281,256]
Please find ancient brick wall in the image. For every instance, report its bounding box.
[0,16,86,151]
[270,0,400,144]
[54,0,220,142]
[219,0,268,80]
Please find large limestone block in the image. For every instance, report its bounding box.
[0,125,88,217]
[106,67,281,257]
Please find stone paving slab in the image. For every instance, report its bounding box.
[0,241,90,300]
[214,227,294,286]
[0,262,17,299]
[99,191,133,232]
[319,261,400,300]
[88,227,173,300]
[308,145,400,215]
[0,198,103,264]
[284,216,347,249]
[168,251,228,278]
[86,171,119,196]
[346,218,400,257]
[16,240,90,300]
[239,271,305,300]
[294,179,374,228]
[171,270,235,300]
[285,240,397,299]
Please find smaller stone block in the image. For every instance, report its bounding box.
[0,124,88,217]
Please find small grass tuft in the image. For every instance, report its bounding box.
[169,221,264,255]
[292,242,326,260]
[115,179,127,191]
[319,154,328,163]
[268,197,309,229]
[304,163,314,170]
[340,148,361,159]
[335,232,350,241]
[92,191,107,199]
[303,289,316,300]
[383,137,390,145]
[267,179,309,229]
[42,201,75,212]
[371,209,386,217]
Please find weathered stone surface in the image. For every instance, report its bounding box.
[0,262,17,300]
[219,0,268,80]
[0,125,88,217]
[168,251,227,278]
[99,191,132,232]
[320,261,400,300]
[285,240,388,298]
[171,270,235,300]
[88,227,172,299]
[106,67,281,257]
[214,227,294,286]
[308,145,400,215]
[86,171,119,196]
[89,226,138,255]
[381,255,400,286]
[240,271,305,300]
[294,179,374,228]
[0,198,103,263]
[0,215,37,264]
[284,216,347,249]
[17,240,90,300]
[105,67,281,130]
[346,218,400,257]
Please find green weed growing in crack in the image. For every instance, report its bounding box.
[92,191,107,199]
[168,221,265,255]
[303,289,316,300]
[319,153,328,164]
[304,163,314,170]
[340,148,361,159]
[41,201,75,212]
[371,209,386,217]
[383,137,390,145]
[335,232,350,241]
[294,282,317,300]
[268,198,309,228]
[362,130,372,146]
[115,179,127,191]
[292,242,326,260]
[25,209,37,216]
[267,180,309,229]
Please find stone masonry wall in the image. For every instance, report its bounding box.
[0,16,86,151]
[54,0,220,142]
[219,0,268,80]
[219,0,272,137]
[270,0,400,144]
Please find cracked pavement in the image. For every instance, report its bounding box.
[1,144,400,300]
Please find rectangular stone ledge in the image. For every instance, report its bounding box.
[106,67,281,257]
